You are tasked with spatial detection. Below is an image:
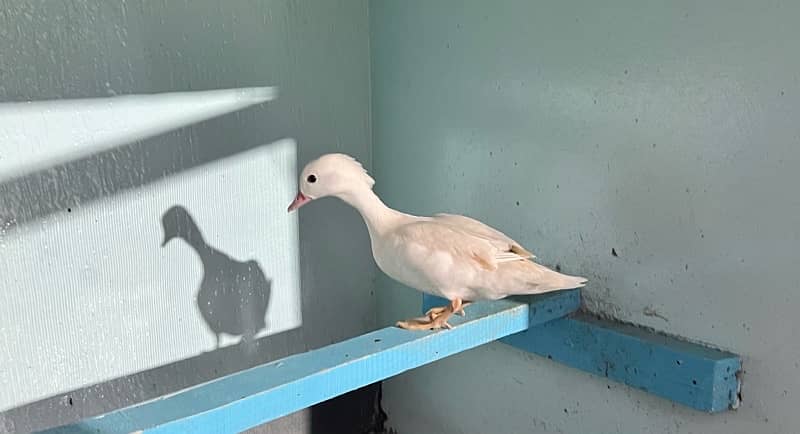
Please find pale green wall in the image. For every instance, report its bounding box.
[371,1,800,433]
[0,1,372,433]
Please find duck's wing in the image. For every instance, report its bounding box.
[432,213,535,260]
[395,220,527,273]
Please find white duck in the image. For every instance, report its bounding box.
[288,153,587,330]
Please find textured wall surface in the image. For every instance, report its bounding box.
[371,1,800,433]
[0,1,373,432]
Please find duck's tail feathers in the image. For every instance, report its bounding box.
[503,260,587,294]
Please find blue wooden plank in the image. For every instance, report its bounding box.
[501,314,742,413]
[426,292,743,412]
[423,295,742,413]
[426,292,742,412]
[41,290,579,434]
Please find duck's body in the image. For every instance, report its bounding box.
[288,153,586,329]
[367,212,585,302]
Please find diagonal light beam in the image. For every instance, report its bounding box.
[0,87,277,182]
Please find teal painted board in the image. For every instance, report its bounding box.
[501,314,742,413]
[40,291,579,434]
[424,293,741,413]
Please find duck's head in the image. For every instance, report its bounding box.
[288,153,375,212]
[160,205,193,246]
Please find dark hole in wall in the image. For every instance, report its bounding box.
[310,382,395,434]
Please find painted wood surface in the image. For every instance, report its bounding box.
[425,292,742,413]
[502,314,741,413]
[41,291,580,434]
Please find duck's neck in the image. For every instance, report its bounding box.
[338,187,411,238]
[181,221,212,258]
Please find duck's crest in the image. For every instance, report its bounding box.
[318,153,375,189]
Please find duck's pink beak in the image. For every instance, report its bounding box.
[287,191,311,212]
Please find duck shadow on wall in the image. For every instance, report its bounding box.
[160,205,272,351]
[1,201,288,432]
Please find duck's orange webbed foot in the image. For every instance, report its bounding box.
[396,298,467,330]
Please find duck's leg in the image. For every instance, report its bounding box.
[424,305,448,319]
[451,298,471,316]
[396,298,463,330]
[425,298,470,318]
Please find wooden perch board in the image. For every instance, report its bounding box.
[41,290,580,434]
[425,292,742,413]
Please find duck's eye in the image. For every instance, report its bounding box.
[306,174,317,183]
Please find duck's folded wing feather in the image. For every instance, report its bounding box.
[396,220,528,272]
[432,213,535,259]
